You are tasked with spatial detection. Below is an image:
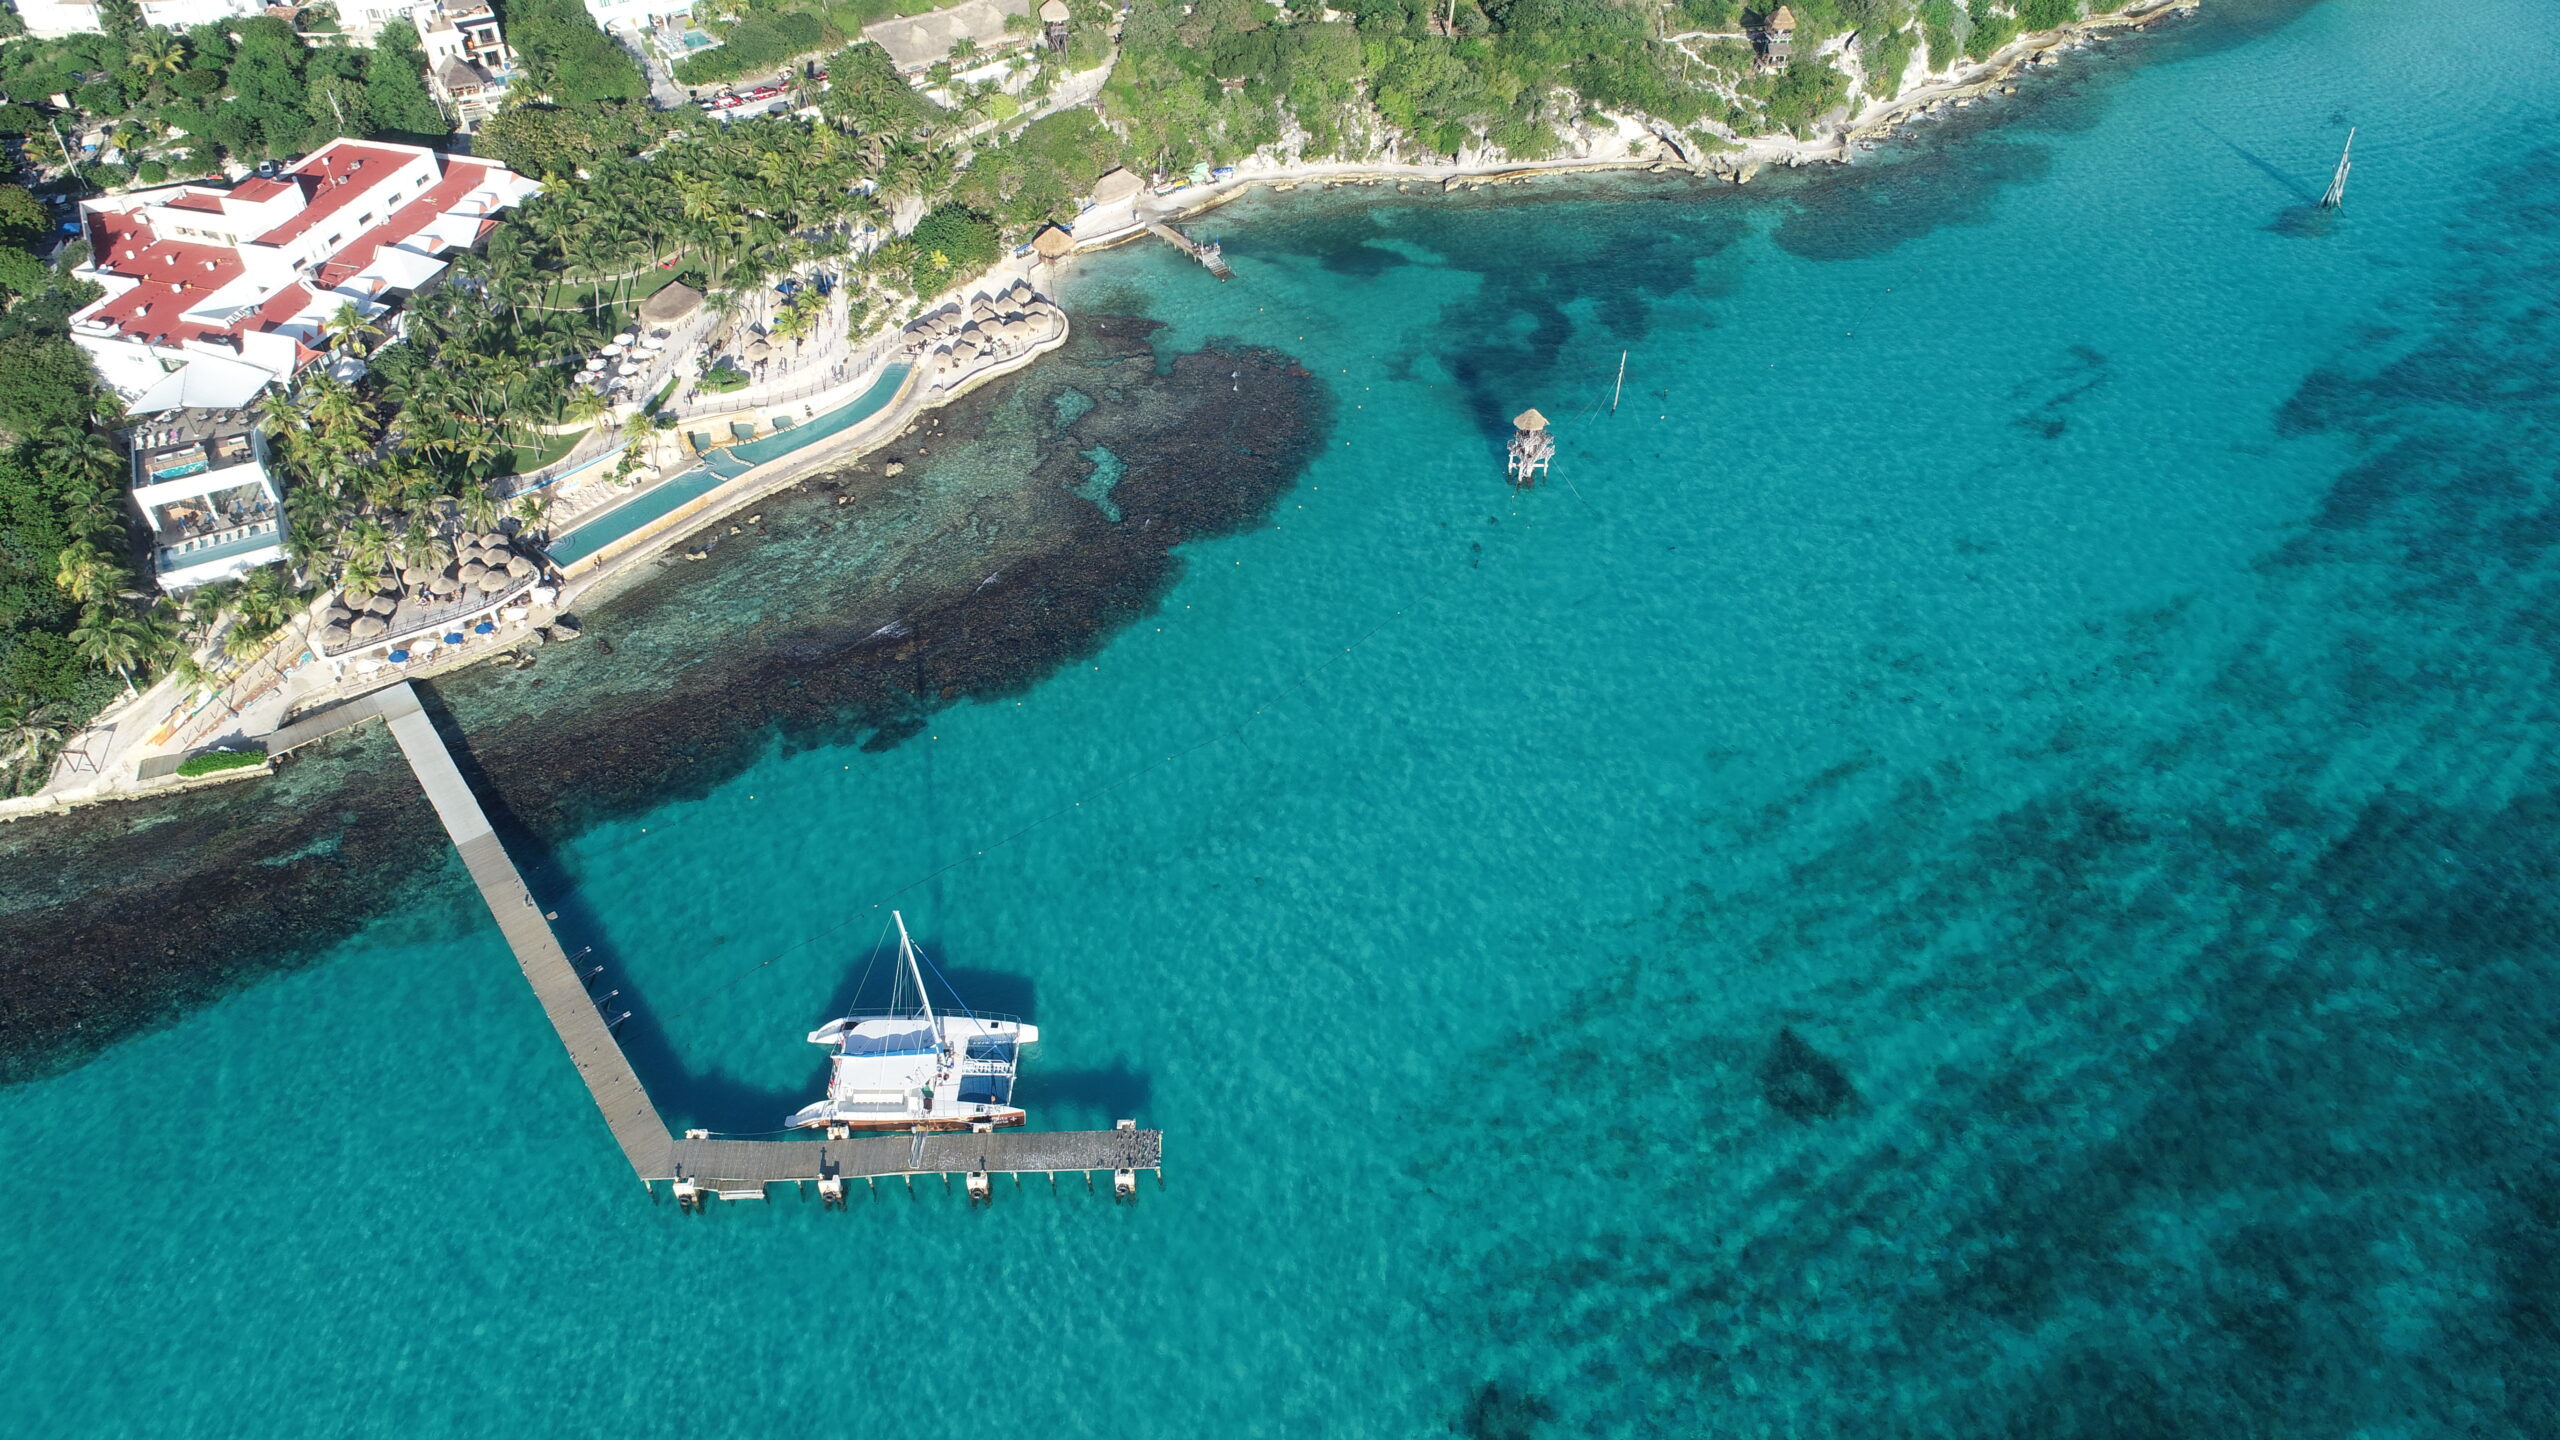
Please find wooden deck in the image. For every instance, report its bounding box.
[1145,221,1233,280]
[670,1127,1163,1188]
[377,682,675,1181]
[267,684,411,756]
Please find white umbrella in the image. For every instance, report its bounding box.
[619,360,644,375]
[641,336,667,351]
[612,332,637,346]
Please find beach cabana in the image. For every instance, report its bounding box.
[1032,225,1075,262]
[642,282,705,327]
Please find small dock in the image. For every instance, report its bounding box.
[355,680,1165,1204]
[1146,221,1232,280]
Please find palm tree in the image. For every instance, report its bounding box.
[0,698,65,773]
[54,542,124,606]
[511,493,552,536]
[457,483,503,531]
[398,525,454,577]
[128,29,186,88]
[561,387,614,430]
[322,302,387,360]
[69,606,149,693]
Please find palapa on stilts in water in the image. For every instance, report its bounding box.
[1507,408,1553,486]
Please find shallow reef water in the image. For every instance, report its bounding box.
[5,1,2560,1435]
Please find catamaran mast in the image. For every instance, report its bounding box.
[892,911,937,1029]
[2319,127,2354,210]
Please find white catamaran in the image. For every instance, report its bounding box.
[786,912,1038,1133]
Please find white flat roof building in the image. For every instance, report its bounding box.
[123,409,287,591]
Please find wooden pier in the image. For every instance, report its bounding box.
[378,682,676,1179]
[1146,221,1232,280]
[351,680,1164,1201]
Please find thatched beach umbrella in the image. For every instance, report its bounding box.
[477,573,512,592]
[459,560,488,584]
[363,593,399,617]
[350,615,387,640]
[320,622,351,647]
[506,557,536,579]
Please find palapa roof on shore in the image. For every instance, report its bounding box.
[1513,408,1549,431]
[1091,167,1145,205]
[1032,225,1075,258]
[640,282,705,325]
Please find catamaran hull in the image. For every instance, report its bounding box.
[786,1111,1031,1134]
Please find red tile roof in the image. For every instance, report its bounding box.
[311,159,505,289]
[255,142,424,247]
[163,191,225,213]
[228,175,300,204]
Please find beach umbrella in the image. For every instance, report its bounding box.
[386,648,410,664]
[444,632,466,645]
[363,593,399,616]
[320,622,351,647]
[350,615,387,640]
[601,342,626,356]
[613,332,636,346]
[506,556,536,579]
[474,621,496,635]
[477,573,512,592]
[642,336,667,351]
[459,560,489,583]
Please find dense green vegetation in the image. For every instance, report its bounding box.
[493,0,649,105]
[174,744,264,775]
[1094,0,2094,162]
[0,16,447,185]
[673,7,828,86]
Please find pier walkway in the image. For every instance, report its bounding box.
[671,1127,1163,1191]
[378,683,675,1180]
[1145,222,1233,280]
[367,681,1165,1201]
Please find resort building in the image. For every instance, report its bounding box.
[862,0,1036,75]
[8,0,264,39]
[122,407,288,592]
[66,137,540,415]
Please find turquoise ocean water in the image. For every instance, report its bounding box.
[10,1,2560,1432]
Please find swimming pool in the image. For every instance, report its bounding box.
[541,364,913,568]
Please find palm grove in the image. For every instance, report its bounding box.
[0,0,2092,789]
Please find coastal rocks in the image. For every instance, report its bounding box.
[1733,163,1762,185]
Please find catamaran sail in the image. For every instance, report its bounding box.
[2319,128,2355,209]
[786,912,1039,1132]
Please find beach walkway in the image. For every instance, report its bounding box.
[362,680,1164,1201]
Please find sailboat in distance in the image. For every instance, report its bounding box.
[786,912,1038,1132]
[2319,127,2355,209]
